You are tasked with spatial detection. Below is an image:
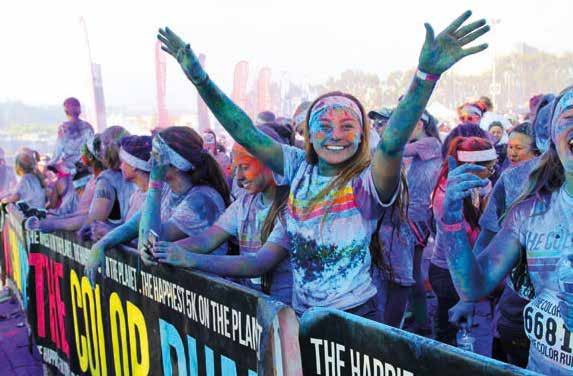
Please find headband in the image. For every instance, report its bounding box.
[152,134,195,171]
[309,96,364,127]
[119,148,151,172]
[293,111,307,126]
[85,136,100,160]
[460,105,483,118]
[551,89,573,143]
[457,148,497,162]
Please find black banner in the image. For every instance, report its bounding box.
[24,229,287,375]
[299,308,538,376]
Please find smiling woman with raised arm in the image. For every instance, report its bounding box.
[440,85,573,374]
[157,11,489,319]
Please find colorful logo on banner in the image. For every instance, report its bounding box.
[15,228,283,376]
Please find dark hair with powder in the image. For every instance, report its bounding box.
[120,135,152,171]
[441,123,491,158]
[159,126,230,206]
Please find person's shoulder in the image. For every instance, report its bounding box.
[95,169,120,184]
[81,120,94,130]
[188,185,225,205]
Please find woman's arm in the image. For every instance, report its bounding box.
[373,11,489,201]
[85,178,116,224]
[440,159,521,300]
[153,241,288,278]
[85,212,140,285]
[155,225,232,256]
[157,28,284,175]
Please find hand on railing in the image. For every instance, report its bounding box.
[85,242,105,287]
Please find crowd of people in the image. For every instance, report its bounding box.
[1,11,572,374]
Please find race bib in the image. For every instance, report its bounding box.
[524,290,573,371]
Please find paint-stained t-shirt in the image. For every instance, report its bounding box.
[15,173,45,208]
[215,192,292,304]
[91,170,136,222]
[0,165,17,195]
[161,185,228,255]
[53,119,94,169]
[502,188,573,374]
[480,157,539,232]
[404,137,442,225]
[126,188,147,221]
[280,144,399,313]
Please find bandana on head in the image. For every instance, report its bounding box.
[309,96,363,127]
[457,148,497,162]
[460,104,483,118]
[152,134,195,171]
[119,148,151,172]
[293,111,307,127]
[551,89,573,143]
[86,136,100,160]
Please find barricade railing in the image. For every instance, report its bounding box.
[0,205,538,375]
[299,308,537,375]
[1,205,301,376]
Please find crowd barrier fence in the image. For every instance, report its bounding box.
[0,205,536,375]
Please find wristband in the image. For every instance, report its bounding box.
[149,180,163,190]
[416,69,440,82]
[439,217,464,232]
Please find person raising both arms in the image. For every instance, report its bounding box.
[156,11,489,318]
[440,85,573,374]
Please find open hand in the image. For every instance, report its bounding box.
[157,27,207,85]
[419,10,489,76]
[152,241,192,267]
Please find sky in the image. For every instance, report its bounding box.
[1,0,572,112]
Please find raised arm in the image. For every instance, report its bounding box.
[373,11,489,201]
[439,159,521,300]
[152,241,288,278]
[157,28,284,174]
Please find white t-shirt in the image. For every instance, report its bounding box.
[503,188,573,374]
[280,144,399,313]
[215,192,292,304]
[15,173,45,208]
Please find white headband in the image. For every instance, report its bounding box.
[119,148,151,172]
[152,134,195,171]
[457,148,497,162]
[551,90,573,143]
[86,136,99,160]
[309,95,364,127]
[293,111,307,126]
